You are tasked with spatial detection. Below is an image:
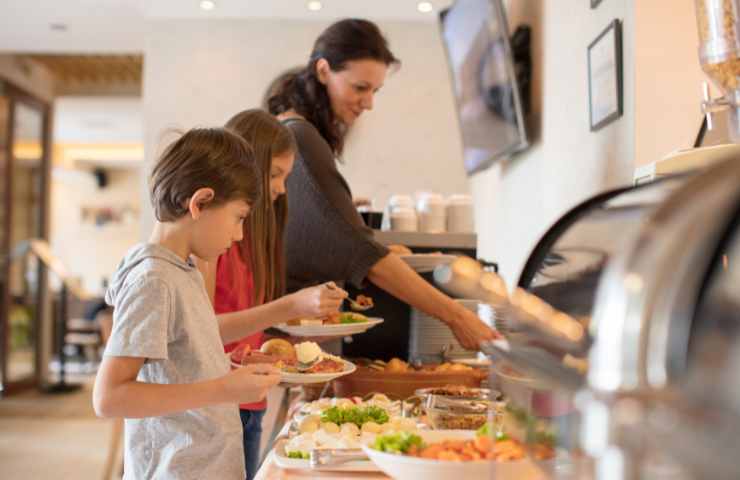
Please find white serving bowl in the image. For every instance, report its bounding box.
[362,430,543,480]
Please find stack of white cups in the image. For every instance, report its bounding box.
[387,194,418,232]
[386,192,474,233]
[446,194,475,233]
[416,192,447,233]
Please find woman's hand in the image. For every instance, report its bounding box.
[287,282,347,319]
[221,364,281,404]
[446,308,499,351]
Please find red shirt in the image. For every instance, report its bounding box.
[215,243,266,410]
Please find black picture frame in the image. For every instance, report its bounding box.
[588,19,623,132]
[591,0,604,8]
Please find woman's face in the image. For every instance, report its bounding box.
[269,150,295,202]
[317,58,388,126]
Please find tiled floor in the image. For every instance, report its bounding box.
[0,378,286,480]
[0,379,111,480]
[0,417,112,479]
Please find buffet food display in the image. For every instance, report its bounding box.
[264,370,559,478]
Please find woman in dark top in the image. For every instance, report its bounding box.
[268,18,496,352]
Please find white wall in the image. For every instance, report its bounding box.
[54,96,143,144]
[141,19,470,233]
[50,96,144,295]
[50,167,141,295]
[471,0,637,283]
[634,0,705,166]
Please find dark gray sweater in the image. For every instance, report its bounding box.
[283,118,389,292]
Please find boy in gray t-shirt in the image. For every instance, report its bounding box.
[93,128,281,480]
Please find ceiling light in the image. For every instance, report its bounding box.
[199,0,216,11]
[417,1,434,13]
[307,1,322,12]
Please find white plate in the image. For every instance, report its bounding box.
[452,357,493,367]
[274,317,384,337]
[273,439,379,472]
[400,254,457,273]
[230,358,357,385]
[362,430,542,480]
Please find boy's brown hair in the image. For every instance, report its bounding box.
[150,127,261,221]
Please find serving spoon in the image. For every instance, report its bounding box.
[325,283,373,312]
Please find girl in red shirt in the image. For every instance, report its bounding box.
[200,109,346,480]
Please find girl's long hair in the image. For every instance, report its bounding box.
[225,109,296,305]
[268,18,399,154]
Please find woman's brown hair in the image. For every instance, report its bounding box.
[225,109,296,306]
[268,18,399,154]
[150,127,259,222]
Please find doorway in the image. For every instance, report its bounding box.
[0,80,51,394]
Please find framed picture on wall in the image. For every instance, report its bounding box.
[591,0,604,8]
[588,19,623,131]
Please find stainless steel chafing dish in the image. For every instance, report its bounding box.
[438,157,740,479]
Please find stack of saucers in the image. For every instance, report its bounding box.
[479,301,513,336]
[409,299,479,362]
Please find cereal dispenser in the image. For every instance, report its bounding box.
[696,0,740,140]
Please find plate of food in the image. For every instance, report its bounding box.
[230,339,356,385]
[452,357,493,368]
[363,427,549,480]
[275,312,384,337]
[274,405,421,472]
[273,438,378,472]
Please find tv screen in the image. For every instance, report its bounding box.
[440,0,528,175]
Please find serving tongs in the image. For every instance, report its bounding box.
[309,448,368,468]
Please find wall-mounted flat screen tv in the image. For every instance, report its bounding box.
[440,0,528,175]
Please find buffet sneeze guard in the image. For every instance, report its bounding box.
[483,174,688,480]
[446,158,740,479]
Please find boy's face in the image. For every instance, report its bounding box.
[192,199,250,261]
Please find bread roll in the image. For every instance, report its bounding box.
[260,338,296,360]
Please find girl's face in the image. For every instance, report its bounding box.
[193,197,250,260]
[317,58,388,127]
[269,150,295,202]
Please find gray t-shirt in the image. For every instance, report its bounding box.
[104,243,244,480]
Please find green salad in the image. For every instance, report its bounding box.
[320,405,389,427]
[286,451,310,460]
[503,404,557,447]
[476,422,509,441]
[339,312,368,324]
[373,432,425,454]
